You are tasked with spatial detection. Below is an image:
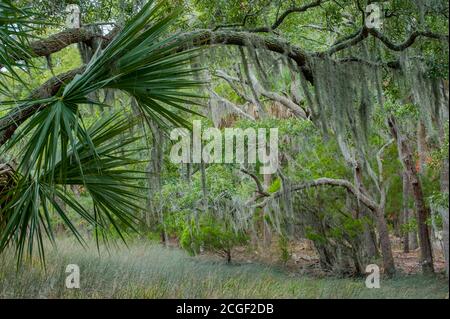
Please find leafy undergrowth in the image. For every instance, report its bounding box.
[0,238,448,299]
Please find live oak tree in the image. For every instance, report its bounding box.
[0,0,448,276]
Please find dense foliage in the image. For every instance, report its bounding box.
[0,0,449,281]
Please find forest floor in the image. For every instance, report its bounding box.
[0,238,448,299]
[228,236,447,276]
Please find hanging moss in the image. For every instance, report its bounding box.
[305,56,381,144]
[397,53,445,139]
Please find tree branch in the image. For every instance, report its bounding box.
[248,0,325,33]
[368,28,449,51]
[0,26,119,69]
[253,177,379,212]
[324,26,448,55]
[1,24,446,146]
[241,168,269,196]
[0,67,85,146]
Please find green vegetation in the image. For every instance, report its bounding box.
[0,239,447,299]
[1,0,449,299]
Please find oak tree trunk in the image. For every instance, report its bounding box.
[440,157,449,277]
[388,117,434,274]
[375,208,396,277]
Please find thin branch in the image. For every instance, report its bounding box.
[240,169,269,196]
[324,26,448,55]
[248,0,326,33]
[368,28,449,51]
[215,70,253,102]
[209,90,255,120]
[212,10,259,31]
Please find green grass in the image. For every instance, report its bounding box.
[0,238,448,299]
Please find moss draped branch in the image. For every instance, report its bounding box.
[0,23,448,146]
[253,177,379,213]
[0,28,313,147]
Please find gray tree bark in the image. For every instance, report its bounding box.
[402,172,419,252]
[388,116,434,274]
[147,120,166,244]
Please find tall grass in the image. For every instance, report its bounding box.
[0,238,448,299]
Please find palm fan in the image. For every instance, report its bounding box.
[0,0,204,264]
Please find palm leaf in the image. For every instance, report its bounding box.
[1,0,205,264]
[0,112,146,264]
[0,0,50,95]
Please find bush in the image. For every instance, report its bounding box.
[180,216,248,263]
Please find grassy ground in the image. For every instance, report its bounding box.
[0,239,448,299]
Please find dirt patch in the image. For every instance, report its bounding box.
[391,236,446,275]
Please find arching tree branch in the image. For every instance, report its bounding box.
[1,23,447,146]
[368,28,449,51]
[0,28,314,146]
[253,177,379,212]
[325,26,448,55]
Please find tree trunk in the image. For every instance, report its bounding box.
[440,157,449,277]
[405,162,434,273]
[147,120,166,243]
[402,171,409,253]
[0,160,14,228]
[438,83,449,277]
[417,120,428,173]
[200,161,208,214]
[439,205,449,277]
[388,116,434,274]
[402,172,419,252]
[408,211,419,250]
[263,174,272,247]
[375,208,396,277]
[361,209,379,259]
[226,250,232,264]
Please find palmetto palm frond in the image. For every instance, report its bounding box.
[0,0,47,94]
[62,0,204,128]
[0,1,33,59]
[0,0,204,263]
[0,112,146,263]
[5,0,203,177]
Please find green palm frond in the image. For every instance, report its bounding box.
[0,0,205,264]
[0,0,48,94]
[0,112,146,264]
[5,0,204,178]
[62,0,205,128]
